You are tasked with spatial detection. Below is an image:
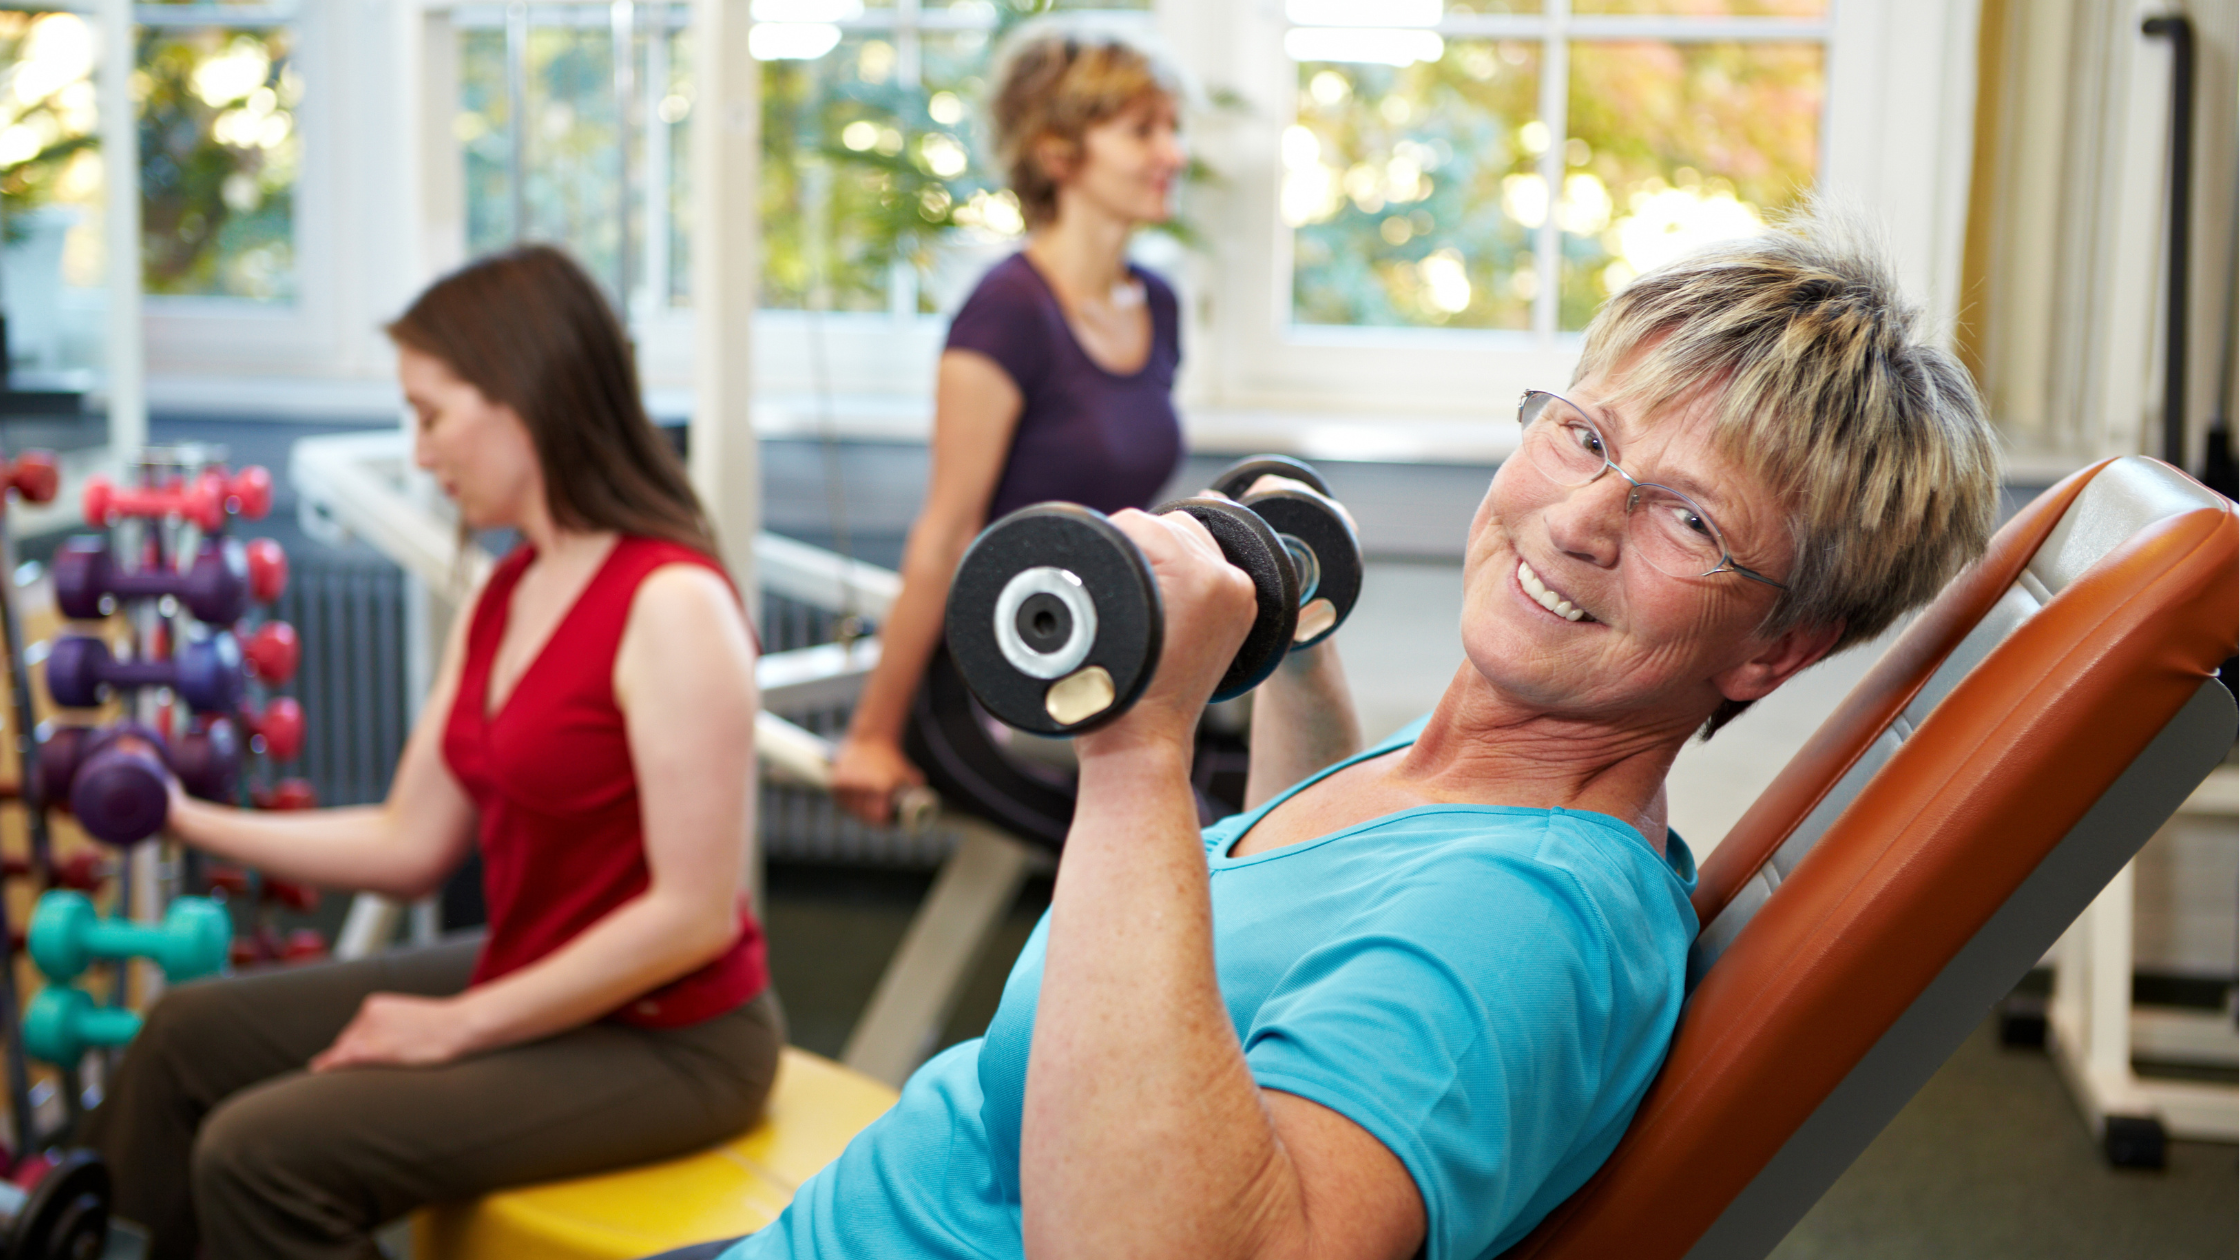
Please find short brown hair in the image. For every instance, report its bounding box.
[1574,203,2002,735]
[386,245,720,561]
[990,27,1180,230]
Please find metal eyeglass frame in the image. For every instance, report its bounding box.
[1516,390,1789,590]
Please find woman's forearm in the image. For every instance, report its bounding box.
[1244,642,1362,809]
[444,886,739,1053]
[166,797,459,899]
[1023,741,1296,1259]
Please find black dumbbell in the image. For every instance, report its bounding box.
[1207,457,1363,650]
[947,495,1302,737]
[45,632,245,714]
[53,535,257,626]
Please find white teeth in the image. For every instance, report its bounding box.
[1517,560,1590,622]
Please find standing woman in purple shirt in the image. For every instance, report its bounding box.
[832,27,1188,824]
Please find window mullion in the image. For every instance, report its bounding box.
[1533,0,1569,345]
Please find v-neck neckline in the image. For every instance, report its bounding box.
[1014,251,1156,381]
[482,536,622,724]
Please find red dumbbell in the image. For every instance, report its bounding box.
[281,928,327,962]
[242,622,300,685]
[206,864,320,913]
[84,465,272,532]
[245,538,287,603]
[240,698,305,762]
[252,778,317,811]
[4,452,58,505]
[220,466,273,522]
[0,852,104,892]
[84,472,226,533]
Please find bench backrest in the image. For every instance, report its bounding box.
[1506,456,2238,1259]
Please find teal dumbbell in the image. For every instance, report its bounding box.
[21,985,141,1065]
[28,891,230,984]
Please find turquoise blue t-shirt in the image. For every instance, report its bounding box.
[727,718,1699,1260]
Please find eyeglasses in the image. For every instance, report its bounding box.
[1515,390,1787,590]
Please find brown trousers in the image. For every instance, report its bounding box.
[82,937,784,1260]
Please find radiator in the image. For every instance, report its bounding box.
[267,552,412,809]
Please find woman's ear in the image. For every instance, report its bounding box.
[1034,133,1079,185]
[1712,620,1845,705]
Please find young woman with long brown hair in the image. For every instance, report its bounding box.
[85,245,779,1260]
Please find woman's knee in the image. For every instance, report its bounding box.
[133,977,236,1056]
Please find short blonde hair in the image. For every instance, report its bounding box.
[1574,204,2002,733]
[989,26,1181,230]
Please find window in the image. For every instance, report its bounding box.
[1176,0,1967,417]
[0,8,104,382]
[136,10,303,302]
[1280,1,1826,340]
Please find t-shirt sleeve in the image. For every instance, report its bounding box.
[1240,851,1621,1260]
[945,264,1051,399]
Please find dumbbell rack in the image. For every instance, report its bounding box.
[13,444,318,1134]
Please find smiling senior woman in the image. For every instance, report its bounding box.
[665,210,2000,1260]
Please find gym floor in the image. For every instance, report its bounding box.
[76,422,2238,1256]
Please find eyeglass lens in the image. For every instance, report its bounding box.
[1517,393,1730,579]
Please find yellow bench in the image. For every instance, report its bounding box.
[413,1048,899,1260]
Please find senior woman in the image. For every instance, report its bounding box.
[663,211,2000,1260]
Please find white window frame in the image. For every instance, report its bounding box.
[1156,0,1981,421]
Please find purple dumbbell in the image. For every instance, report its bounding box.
[44,721,241,845]
[67,725,171,845]
[52,535,255,626]
[45,632,244,713]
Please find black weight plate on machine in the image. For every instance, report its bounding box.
[1243,488,1363,650]
[1209,454,1330,501]
[904,648,1076,851]
[10,1149,109,1260]
[946,504,1161,736]
[1152,498,1299,702]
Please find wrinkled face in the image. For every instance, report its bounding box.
[1056,95,1185,226]
[398,344,544,532]
[1461,374,1798,728]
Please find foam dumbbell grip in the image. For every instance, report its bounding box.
[45,632,245,713]
[28,890,231,984]
[54,537,254,626]
[21,985,140,1065]
[242,622,300,684]
[4,451,58,505]
[244,538,288,603]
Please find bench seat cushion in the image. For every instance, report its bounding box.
[413,1048,899,1260]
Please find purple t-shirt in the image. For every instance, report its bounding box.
[945,253,1184,521]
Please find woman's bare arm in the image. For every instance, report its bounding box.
[1243,642,1362,809]
[831,349,1023,821]
[314,564,759,1068]
[1022,510,1424,1260]
[165,577,483,898]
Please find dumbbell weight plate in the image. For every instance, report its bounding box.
[8,1150,109,1260]
[1209,455,1332,502]
[1152,498,1299,702]
[1241,488,1363,649]
[948,504,1161,736]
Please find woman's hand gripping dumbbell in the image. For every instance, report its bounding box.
[943,455,1362,735]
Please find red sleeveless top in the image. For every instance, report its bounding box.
[443,536,769,1028]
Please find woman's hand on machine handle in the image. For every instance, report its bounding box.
[831,734,927,826]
